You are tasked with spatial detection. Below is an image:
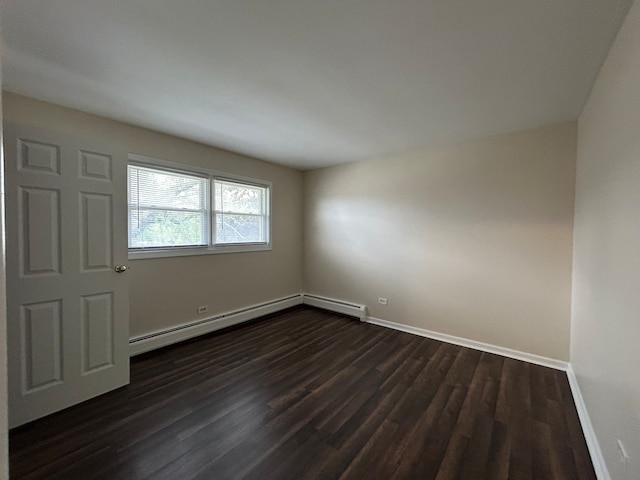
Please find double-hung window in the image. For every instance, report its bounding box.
[128,156,271,259]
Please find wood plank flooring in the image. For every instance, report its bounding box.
[10,306,595,479]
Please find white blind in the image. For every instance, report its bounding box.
[128,164,209,248]
[214,179,268,244]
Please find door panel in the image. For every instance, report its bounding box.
[79,150,112,181]
[18,139,60,174]
[5,124,130,427]
[81,292,114,373]
[19,186,61,276]
[80,193,113,271]
[21,299,63,392]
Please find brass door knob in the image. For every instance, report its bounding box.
[114,265,128,273]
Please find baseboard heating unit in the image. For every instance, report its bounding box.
[129,294,303,356]
[302,294,367,321]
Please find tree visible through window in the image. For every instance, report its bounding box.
[128,165,208,248]
[214,180,268,244]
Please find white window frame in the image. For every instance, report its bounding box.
[128,154,272,260]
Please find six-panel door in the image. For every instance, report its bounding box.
[4,124,130,427]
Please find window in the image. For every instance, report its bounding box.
[128,156,270,258]
[214,179,268,245]
[128,165,209,249]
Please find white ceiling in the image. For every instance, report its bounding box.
[0,1,633,170]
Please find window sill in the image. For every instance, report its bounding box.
[128,243,272,260]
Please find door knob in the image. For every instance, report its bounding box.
[114,265,128,273]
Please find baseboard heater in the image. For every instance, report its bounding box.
[302,294,367,321]
[129,294,303,356]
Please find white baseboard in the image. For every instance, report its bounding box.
[366,316,569,371]
[566,366,610,480]
[129,294,303,356]
[302,294,367,321]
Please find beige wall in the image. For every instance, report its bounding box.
[2,92,304,338]
[572,0,640,477]
[304,123,576,360]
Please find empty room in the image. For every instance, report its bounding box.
[0,1,639,479]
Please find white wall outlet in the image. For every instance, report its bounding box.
[197,305,208,314]
[378,297,388,306]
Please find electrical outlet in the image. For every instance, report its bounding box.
[197,305,208,314]
[378,297,388,306]
[617,439,629,477]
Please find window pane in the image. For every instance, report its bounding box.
[130,209,207,248]
[128,164,209,249]
[129,165,207,210]
[214,180,265,214]
[215,214,265,244]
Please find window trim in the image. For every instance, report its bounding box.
[128,154,272,260]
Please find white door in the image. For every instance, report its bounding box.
[4,123,130,428]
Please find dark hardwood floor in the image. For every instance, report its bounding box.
[10,306,595,479]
